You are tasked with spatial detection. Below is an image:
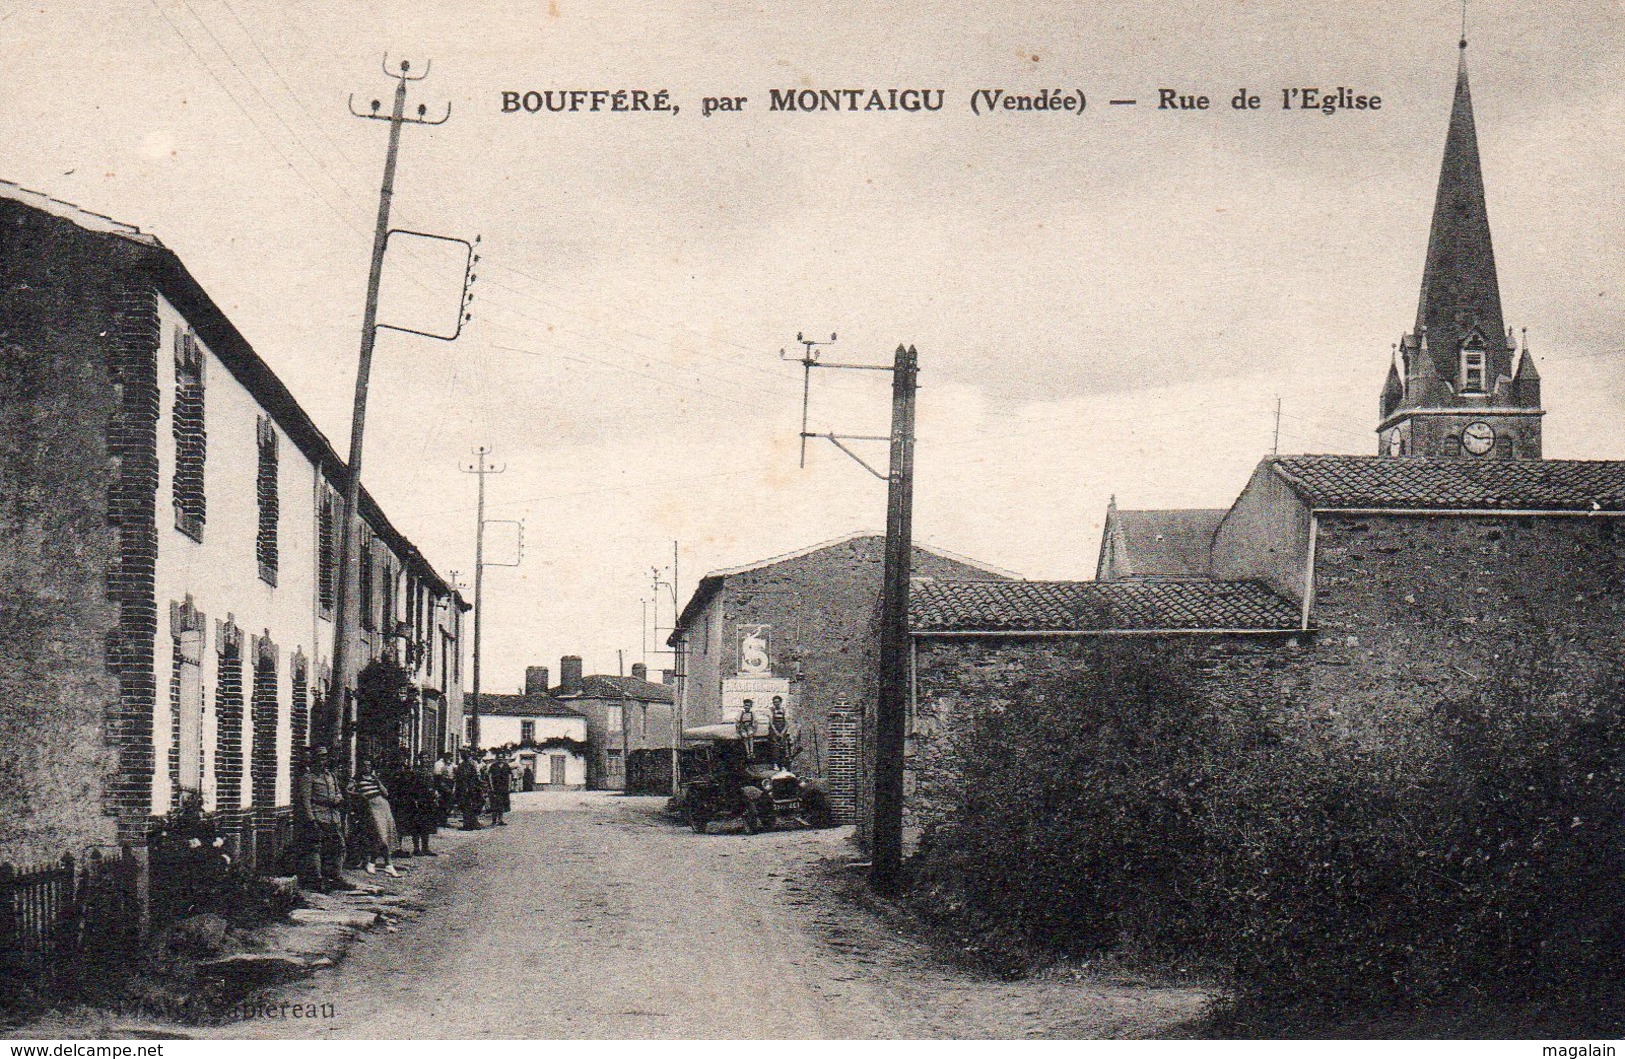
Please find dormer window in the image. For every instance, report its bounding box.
[1461,347,1487,393]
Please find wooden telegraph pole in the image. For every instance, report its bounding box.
[782,336,918,892]
[871,344,918,893]
[460,447,520,752]
[328,59,449,762]
[328,58,475,770]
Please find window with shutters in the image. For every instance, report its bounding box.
[318,489,338,615]
[256,416,279,585]
[359,541,375,631]
[1461,347,1487,393]
[172,328,207,541]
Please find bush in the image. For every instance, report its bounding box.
[908,637,1625,1009]
[149,797,298,929]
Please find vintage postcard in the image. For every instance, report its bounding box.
[2,0,1624,1045]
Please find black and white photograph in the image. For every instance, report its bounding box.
[3,0,1624,1045]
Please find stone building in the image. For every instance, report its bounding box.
[898,44,1620,845]
[1096,500,1225,581]
[667,533,1014,822]
[0,182,467,886]
[543,657,676,790]
[476,669,588,790]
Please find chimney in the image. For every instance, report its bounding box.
[631,662,648,682]
[662,669,676,686]
[560,655,584,694]
[525,666,550,696]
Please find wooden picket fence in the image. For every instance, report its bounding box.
[0,847,141,968]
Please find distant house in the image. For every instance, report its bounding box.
[666,532,1015,823]
[1095,500,1226,581]
[476,669,588,789]
[546,658,676,790]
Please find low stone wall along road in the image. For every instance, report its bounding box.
[211,791,1210,1039]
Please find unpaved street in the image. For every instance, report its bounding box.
[214,792,1210,1039]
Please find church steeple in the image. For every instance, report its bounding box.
[1376,37,1543,461]
[1414,42,1506,382]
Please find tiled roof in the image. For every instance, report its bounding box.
[0,182,466,606]
[1268,456,1625,511]
[1100,508,1224,580]
[671,534,1019,642]
[0,180,160,246]
[477,694,585,719]
[555,675,675,703]
[910,579,1302,633]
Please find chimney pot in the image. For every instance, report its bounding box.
[525,666,550,696]
[631,662,648,682]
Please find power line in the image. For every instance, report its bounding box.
[147,0,358,233]
[175,0,356,208]
[212,0,364,170]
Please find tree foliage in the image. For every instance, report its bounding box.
[908,637,1625,1009]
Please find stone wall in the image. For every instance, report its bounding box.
[907,634,1302,847]
[0,203,138,863]
[679,537,1005,830]
[907,511,1625,853]
[1302,512,1625,738]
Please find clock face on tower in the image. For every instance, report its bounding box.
[1462,421,1496,456]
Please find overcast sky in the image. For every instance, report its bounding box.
[7,0,1623,691]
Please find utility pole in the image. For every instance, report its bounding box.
[650,542,682,794]
[327,57,459,764]
[783,336,919,893]
[871,345,918,893]
[459,446,519,751]
[1272,396,1282,455]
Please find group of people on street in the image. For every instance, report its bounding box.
[451,747,512,829]
[294,745,520,892]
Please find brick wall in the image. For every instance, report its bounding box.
[214,619,244,811]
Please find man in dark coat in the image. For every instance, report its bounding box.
[398,751,441,856]
[433,751,457,827]
[488,751,513,826]
[455,749,485,831]
[295,746,352,892]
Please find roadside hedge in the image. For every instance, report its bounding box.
[907,637,1625,1007]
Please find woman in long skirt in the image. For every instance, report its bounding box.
[352,758,400,877]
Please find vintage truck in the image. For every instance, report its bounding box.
[672,721,834,834]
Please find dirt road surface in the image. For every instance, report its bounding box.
[212,791,1211,1039]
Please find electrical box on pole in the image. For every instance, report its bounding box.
[328,56,477,771]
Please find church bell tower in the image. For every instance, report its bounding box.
[1377,38,1543,460]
